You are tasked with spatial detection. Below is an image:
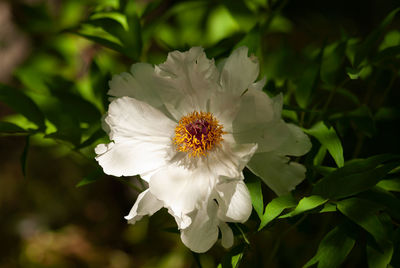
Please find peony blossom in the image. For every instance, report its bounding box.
[95,47,311,252]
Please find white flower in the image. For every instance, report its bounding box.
[95,46,311,252]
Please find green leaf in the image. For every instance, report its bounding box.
[280,195,327,218]
[0,84,46,131]
[258,194,297,230]
[303,223,356,268]
[313,154,400,199]
[0,122,28,134]
[305,121,344,168]
[218,243,246,268]
[376,178,400,192]
[373,45,400,63]
[45,114,81,145]
[76,127,105,149]
[84,18,126,41]
[246,176,264,219]
[125,13,142,60]
[235,24,260,55]
[75,32,126,56]
[76,169,104,187]
[337,198,388,248]
[353,8,400,67]
[321,41,346,85]
[367,241,394,268]
[357,188,400,221]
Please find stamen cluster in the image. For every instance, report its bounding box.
[173,111,225,157]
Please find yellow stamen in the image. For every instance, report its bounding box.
[173,111,225,157]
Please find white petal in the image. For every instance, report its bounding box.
[149,165,212,216]
[156,47,220,119]
[233,90,305,153]
[95,140,167,178]
[220,46,259,95]
[216,180,252,222]
[274,123,312,156]
[124,189,163,224]
[180,201,219,253]
[108,63,172,114]
[248,76,266,91]
[96,97,175,177]
[219,221,234,248]
[105,96,175,143]
[206,141,258,179]
[247,153,307,195]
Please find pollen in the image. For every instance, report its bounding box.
[173,111,226,157]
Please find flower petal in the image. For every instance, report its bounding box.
[96,97,175,178]
[216,180,252,222]
[180,201,219,253]
[274,123,312,157]
[247,152,307,196]
[125,189,163,224]
[95,140,168,178]
[206,141,258,180]
[108,63,172,114]
[105,96,175,143]
[149,165,212,216]
[156,47,219,120]
[220,46,259,95]
[219,221,234,248]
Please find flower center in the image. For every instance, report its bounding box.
[173,111,225,157]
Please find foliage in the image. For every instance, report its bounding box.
[1,0,400,267]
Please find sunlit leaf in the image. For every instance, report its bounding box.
[305,121,344,168]
[0,84,46,131]
[376,178,400,192]
[258,194,296,230]
[246,176,264,219]
[280,195,327,218]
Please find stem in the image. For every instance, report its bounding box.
[320,78,350,119]
[235,223,250,245]
[267,215,307,262]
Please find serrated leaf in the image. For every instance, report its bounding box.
[246,176,264,219]
[305,121,344,168]
[313,154,400,199]
[0,84,46,131]
[303,223,356,268]
[258,194,296,230]
[280,195,327,218]
[337,198,388,248]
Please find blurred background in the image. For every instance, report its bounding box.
[0,0,399,267]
